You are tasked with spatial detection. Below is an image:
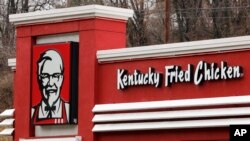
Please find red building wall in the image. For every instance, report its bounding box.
[96,50,249,104]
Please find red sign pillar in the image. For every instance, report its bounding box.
[78,18,128,141]
[15,27,34,139]
[10,5,133,141]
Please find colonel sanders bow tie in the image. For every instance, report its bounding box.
[45,106,56,118]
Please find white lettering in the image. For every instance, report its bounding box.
[165,66,174,87]
[220,62,227,79]
[194,61,204,85]
[118,61,243,89]
[118,68,162,90]
[117,69,125,90]
[234,129,247,136]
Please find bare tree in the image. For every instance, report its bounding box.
[170,0,250,42]
[66,0,165,46]
[107,0,161,46]
[146,0,166,44]
[0,0,65,113]
[171,0,203,42]
[68,0,104,6]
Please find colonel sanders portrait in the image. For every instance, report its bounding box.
[31,50,69,124]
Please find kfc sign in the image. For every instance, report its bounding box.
[117,61,243,90]
[31,42,78,125]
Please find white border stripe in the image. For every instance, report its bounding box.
[93,107,250,123]
[0,128,14,136]
[0,119,15,126]
[92,117,250,132]
[9,5,133,25]
[97,35,250,62]
[0,109,14,117]
[36,33,79,45]
[93,95,250,113]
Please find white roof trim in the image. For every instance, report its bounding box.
[97,35,250,62]
[9,5,133,25]
[0,109,14,118]
[93,107,250,123]
[0,128,14,136]
[92,117,250,132]
[93,95,250,113]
